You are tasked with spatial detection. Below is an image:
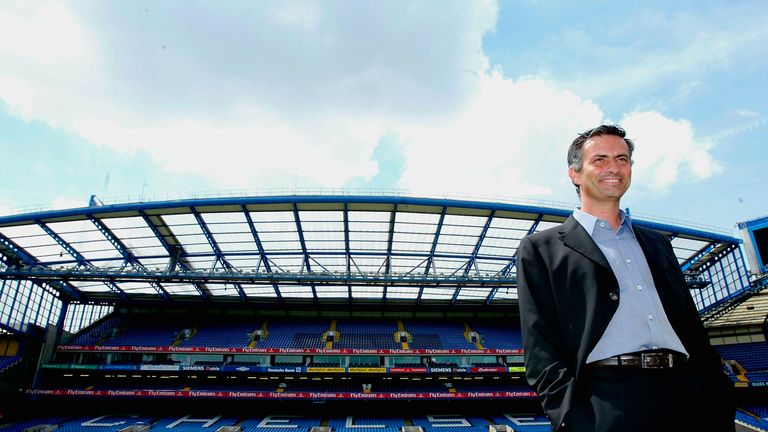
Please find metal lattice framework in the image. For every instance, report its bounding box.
[0,195,749,309]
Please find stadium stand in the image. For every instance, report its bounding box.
[405,321,475,350]
[334,319,400,349]
[1,195,763,430]
[257,318,329,349]
[736,409,768,431]
[715,341,768,384]
[469,322,523,350]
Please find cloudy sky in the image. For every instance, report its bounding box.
[1,1,766,233]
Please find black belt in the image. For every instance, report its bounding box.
[589,351,687,369]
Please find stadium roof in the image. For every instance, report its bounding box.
[0,195,744,307]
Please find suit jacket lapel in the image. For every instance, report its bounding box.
[558,215,612,270]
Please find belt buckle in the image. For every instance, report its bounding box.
[641,352,671,369]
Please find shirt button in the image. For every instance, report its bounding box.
[637,285,643,291]
[609,292,618,301]
[599,222,606,227]
[625,258,631,264]
[648,314,654,321]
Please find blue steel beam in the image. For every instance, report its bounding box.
[292,204,318,302]
[0,195,736,245]
[89,216,170,300]
[138,210,209,301]
[464,210,495,277]
[693,244,739,275]
[37,249,518,269]
[36,221,126,299]
[681,242,718,272]
[384,207,396,276]
[191,209,247,301]
[453,212,496,305]
[417,207,447,304]
[0,232,81,300]
[243,206,282,303]
[424,207,447,276]
[1,267,516,287]
[498,214,543,277]
[343,203,353,300]
[489,214,544,304]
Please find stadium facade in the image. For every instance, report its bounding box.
[0,195,766,430]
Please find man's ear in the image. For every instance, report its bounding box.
[568,166,580,186]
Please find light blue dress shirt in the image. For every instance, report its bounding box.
[572,208,689,363]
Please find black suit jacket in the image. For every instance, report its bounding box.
[517,215,727,429]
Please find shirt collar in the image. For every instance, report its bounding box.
[573,208,631,236]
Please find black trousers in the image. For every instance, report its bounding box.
[564,365,735,432]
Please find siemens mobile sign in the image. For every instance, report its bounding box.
[738,215,768,276]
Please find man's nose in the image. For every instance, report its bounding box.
[605,159,620,173]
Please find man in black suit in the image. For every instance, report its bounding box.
[517,125,734,431]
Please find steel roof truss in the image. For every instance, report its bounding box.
[36,221,126,299]
[0,233,81,301]
[464,210,495,277]
[191,209,247,301]
[384,208,396,275]
[344,203,354,300]
[138,211,209,300]
[89,216,169,300]
[242,207,281,303]
[499,214,543,276]
[291,204,316,301]
[424,207,447,277]
[37,221,88,268]
[681,242,718,273]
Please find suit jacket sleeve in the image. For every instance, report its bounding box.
[517,235,574,430]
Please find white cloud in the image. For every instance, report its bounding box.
[0,1,721,204]
[0,1,497,189]
[620,111,721,192]
[398,70,602,199]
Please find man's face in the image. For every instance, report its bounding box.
[568,134,632,207]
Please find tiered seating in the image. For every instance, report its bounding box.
[258,318,328,349]
[746,405,768,419]
[405,320,473,349]
[489,414,552,432]
[334,319,400,349]
[179,321,261,348]
[470,321,523,350]
[100,318,191,347]
[736,409,768,431]
[0,417,71,432]
[68,315,126,346]
[2,416,555,432]
[56,416,155,432]
[715,341,768,382]
[412,416,489,432]
[0,355,20,371]
[328,417,402,432]
[240,416,322,432]
[151,416,239,431]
